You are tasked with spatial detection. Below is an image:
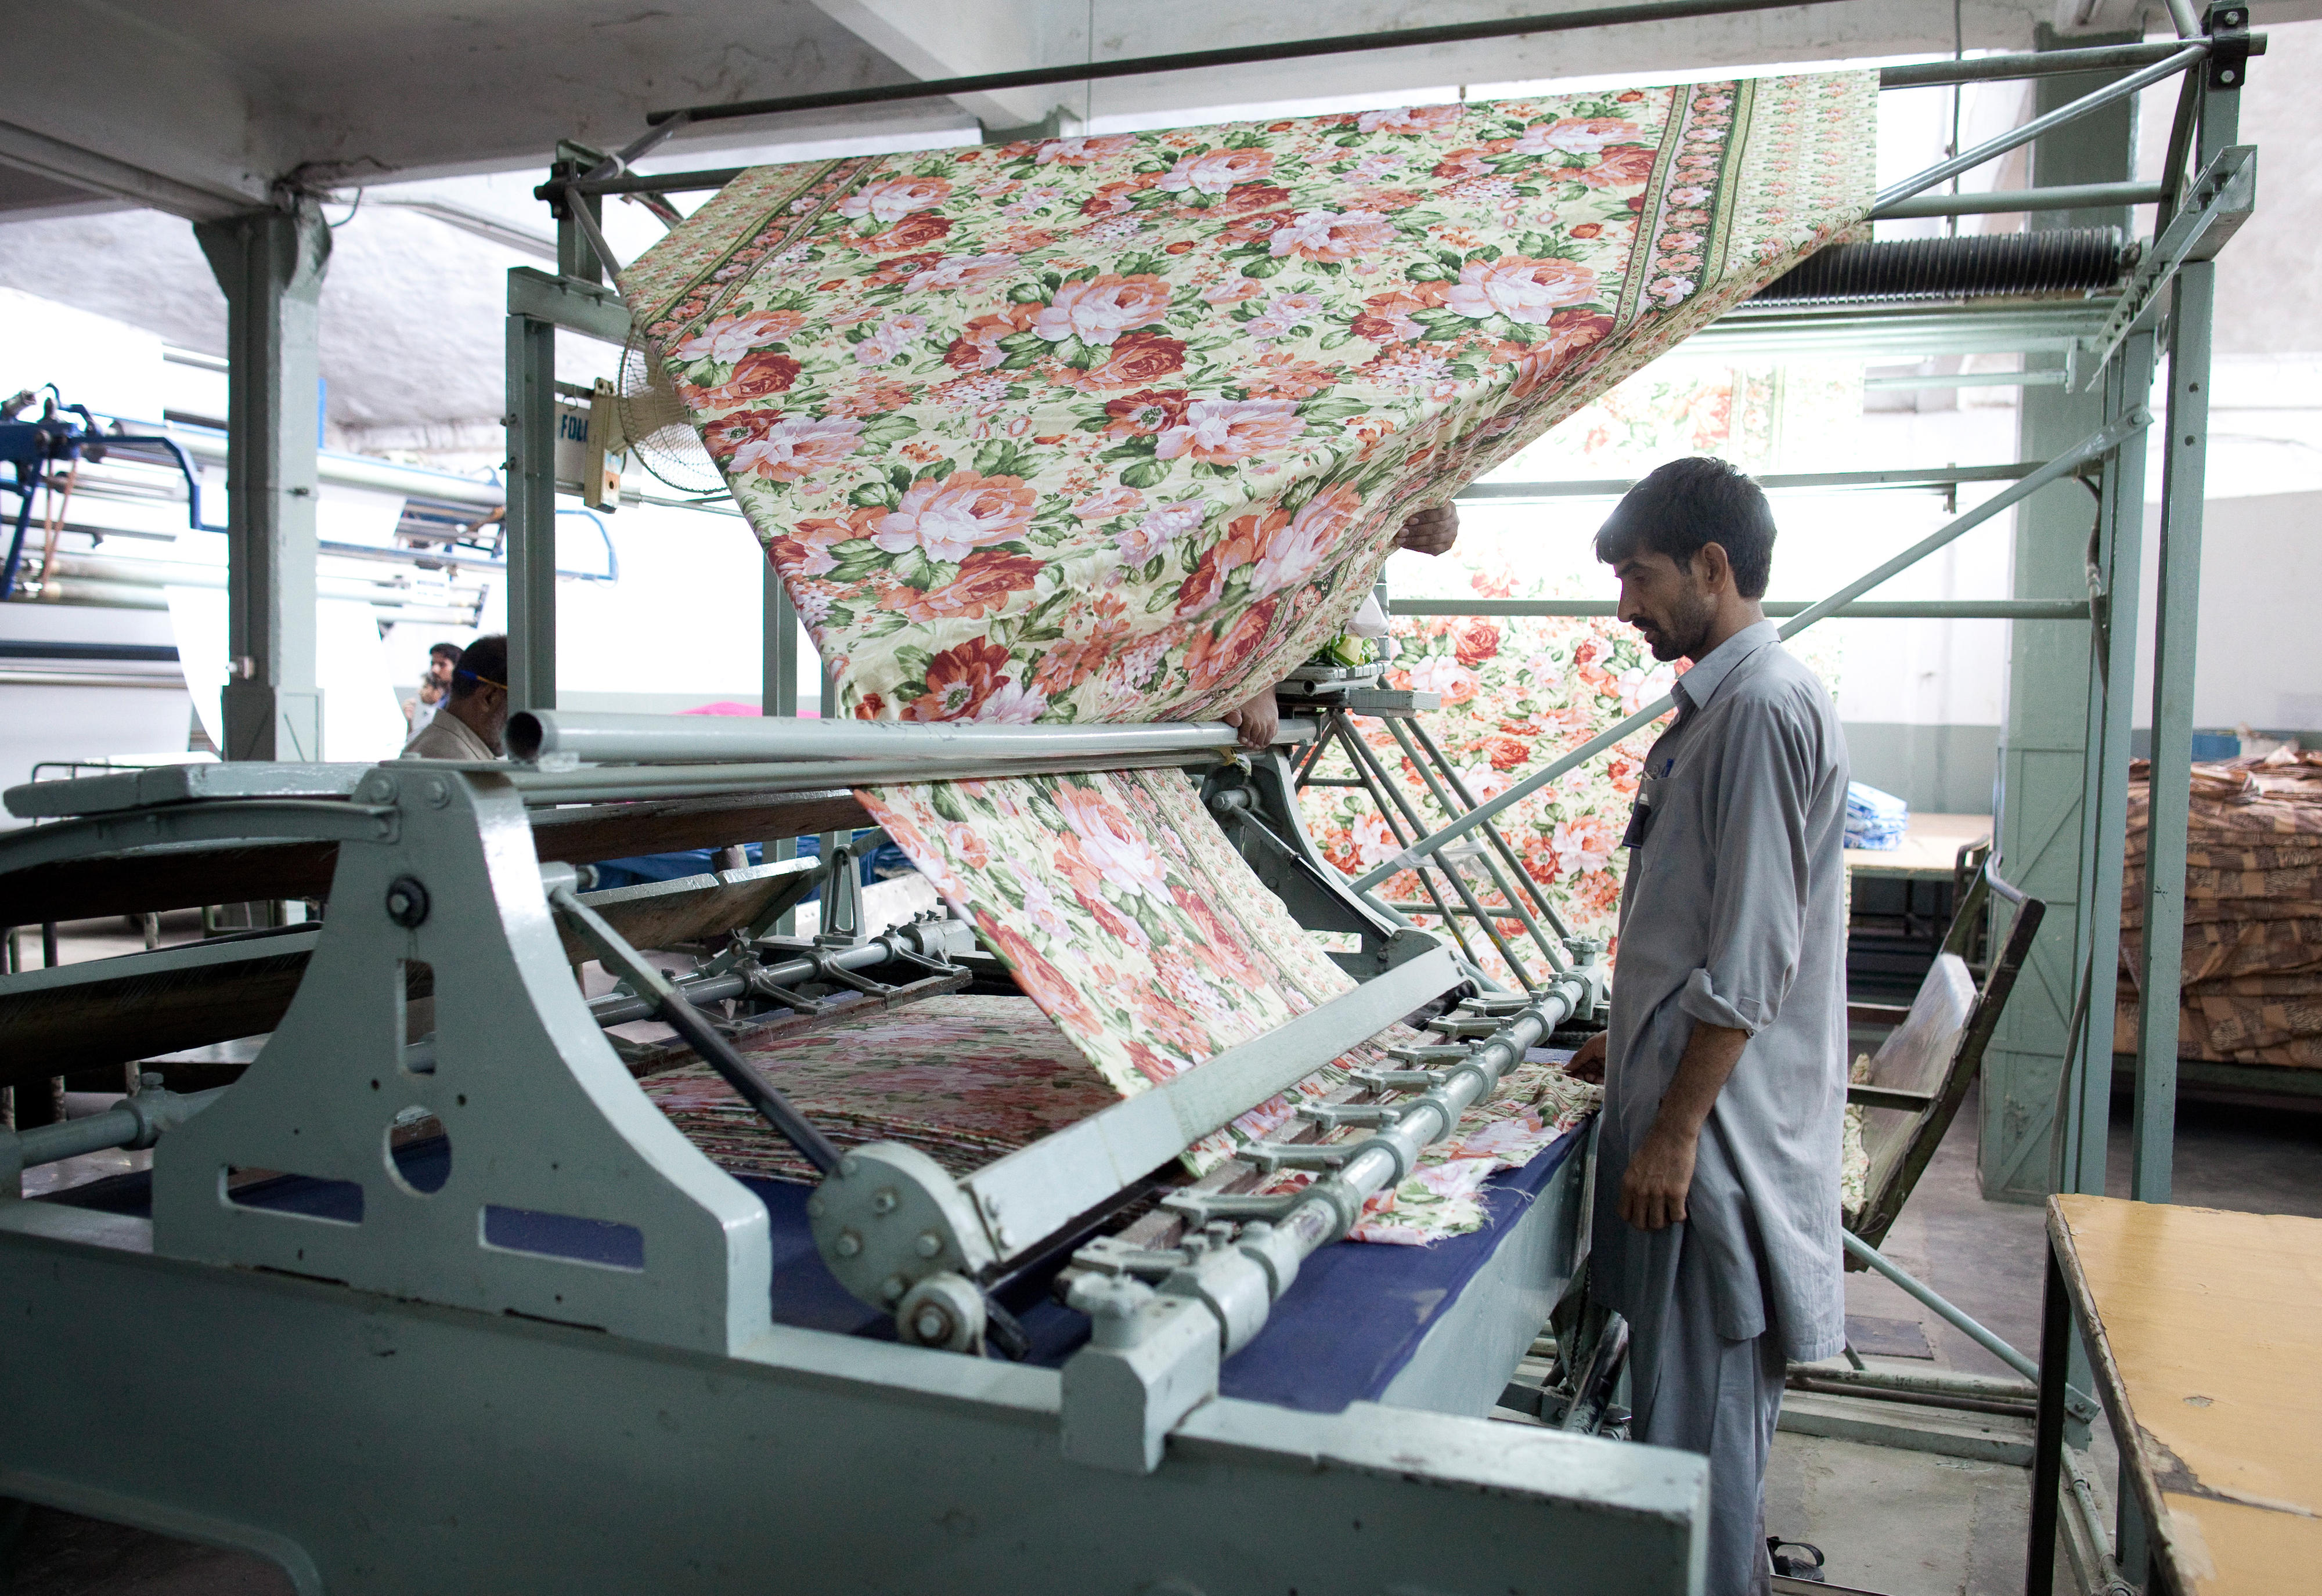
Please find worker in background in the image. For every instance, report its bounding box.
[402,641,463,734]
[1566,458,1847,1596]
[1223,504,1461,750]
[398,633,510,760]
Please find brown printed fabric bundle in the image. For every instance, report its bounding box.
[2119,749,2322,1068]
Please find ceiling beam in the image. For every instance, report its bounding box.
[806,0,1072,131]
[0,1,277,220]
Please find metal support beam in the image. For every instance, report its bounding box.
[637,0,1859,130]
[193,202,330,761]
[2078,145,2255,383]
[1458,461,2042,501]
[2130,6,2242,1207]
[1981,27,2141,1204]
[1873,42,2205,214]
[550,143,607,287]
[1874,180,2164,219]
[504,306,557,713]
[2058,328,2155,1200]
[1390,599,2091,621]
[763,561,802,927]
[503,268,633,714]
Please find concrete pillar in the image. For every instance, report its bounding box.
[194,201,330,761]
[1980,28,2140,1201]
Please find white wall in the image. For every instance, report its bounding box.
[2131,490,2322,733]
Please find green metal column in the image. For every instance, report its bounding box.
[2132,24,2241,1204]
[504,308,557,712]
[766,564,801,931]
[1980,27,2141,1201]
[194,201,330,761]
[2056,328,2156,1198]
[765,569,799,723]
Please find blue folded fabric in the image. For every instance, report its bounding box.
[1844,781,1909,851]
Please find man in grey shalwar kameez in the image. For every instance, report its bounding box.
[1568,457,1848,1596]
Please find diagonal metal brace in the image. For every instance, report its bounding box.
[2081,145,2255,387]
[549,871,845,1174]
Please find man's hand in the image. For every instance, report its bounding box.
[1615,1020,1748,1233]
[1224,684,1279,751]
[1619,1121,1699,1231]
[1397,505,1459,557]
[1566,1030,1607,1084]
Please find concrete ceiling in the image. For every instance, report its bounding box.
[16,0,2322,221]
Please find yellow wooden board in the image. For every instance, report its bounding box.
[1843,811,1992,879]
[2052,1194,2322,1595]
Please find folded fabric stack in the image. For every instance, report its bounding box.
[1844,780,1909,851]
[2115,750,2322,1071]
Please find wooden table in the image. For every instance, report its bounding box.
[2029,1194,2322,1595]
[1842,811,1993,880]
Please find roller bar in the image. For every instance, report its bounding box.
[507,708,1254,766]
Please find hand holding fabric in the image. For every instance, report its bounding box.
[1567,1030,1607,1084]
[1224,684,1279,751]
[1397,505,1460,558]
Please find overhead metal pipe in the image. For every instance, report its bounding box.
[1874,180,2165,219]
[631,0,1859,131]
[1389,599,2093,620]
[1875,45,2206,212]
[560,38,2260,204]
[1875,35,2252,88]
[1458,461,2042,500]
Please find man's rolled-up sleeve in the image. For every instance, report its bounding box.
[1675,694,1816,1037]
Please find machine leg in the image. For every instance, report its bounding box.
[2026,1246,2072,1596]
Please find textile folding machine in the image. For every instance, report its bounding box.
[0,713,1699,1595]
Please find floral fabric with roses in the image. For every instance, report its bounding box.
[642,995,1120,1183]
[617,73,1876,725]
[853,767,1422,1174]
[641,994,1595,1245]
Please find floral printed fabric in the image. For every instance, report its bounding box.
[641,993,1589,1244]
[854,767,1415,1171]
[618,74,1876,725]
[643,995,1119,1183]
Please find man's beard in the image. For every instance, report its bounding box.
[1643,584,1717,662]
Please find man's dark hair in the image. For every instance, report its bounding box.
[1593,456,1777,598]
[450,634,508,700]
[428,641,463,662]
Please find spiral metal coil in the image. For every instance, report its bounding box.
[1755,227,2133,305]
